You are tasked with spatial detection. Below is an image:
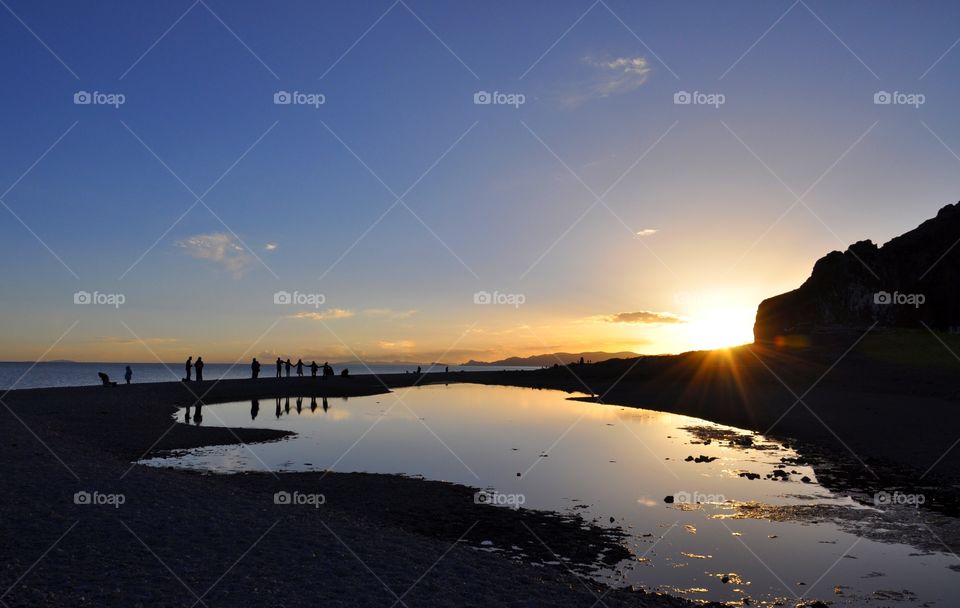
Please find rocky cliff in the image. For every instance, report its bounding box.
[754,201,960,342]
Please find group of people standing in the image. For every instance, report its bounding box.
[248,357,342,379]
[183,356,205,381]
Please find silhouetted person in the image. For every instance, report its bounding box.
[184,356,193,382]
[124,366,132,385]
[276,357,282,378]
[310,361,319,377]
[579,357,584,365]
[251,358,261,379]
[416,366,421,375]
[296,359,304,377]
[285,359,292,377]
[323,362,333,378]
[195,357,204,382]
[275,397,282,419]
[341,368,349,377]
[296,396,303,414]
[445,366,449,373]
[251,398,260,420]
[98,372,117,386]
[310,396,317,412]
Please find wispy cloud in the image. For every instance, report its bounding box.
[289,309,355,321]
[595,310,685,324]
[264,242,278,251]
[378,339,415,351]
[564,55,651,106]
[176,232,253,277]
[635,228,658,237]
[94,336,179,345]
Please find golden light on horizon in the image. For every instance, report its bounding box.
[683,307,755,351]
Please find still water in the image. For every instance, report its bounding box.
[141,384,957,606]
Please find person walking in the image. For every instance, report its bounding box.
[184,356,193,382]
[124,365,133,385]
[195,357,205,382]
[251,358,261,379]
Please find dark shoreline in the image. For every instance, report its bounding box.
[3,343,959,606]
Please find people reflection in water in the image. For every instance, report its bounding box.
[284,396,290,414]
[322,397,329,412]
[184,405,191,422]
[310,396,317,412]
[251,398,259,420]
[275,397,282,419]
[193,403,203,425]
[296,396,302,414]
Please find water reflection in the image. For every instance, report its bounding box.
[142,384,956,606]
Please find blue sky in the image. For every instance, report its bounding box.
[1,0,959,362]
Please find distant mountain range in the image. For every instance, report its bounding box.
[462,351,641,367]
[755,200,960,341]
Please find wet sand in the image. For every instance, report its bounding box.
[0,376,697,608]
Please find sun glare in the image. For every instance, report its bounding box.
[685,308,755,351]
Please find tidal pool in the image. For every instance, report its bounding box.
[141,383,958,606]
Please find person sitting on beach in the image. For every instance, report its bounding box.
[251,357,261,379]
[184,356,193,382]
[285,359,292,378]
[310,361,319,377]
[340,368,349,377]
[296,359,304,377]
[195,357,205,382]
[276,357,282,378]
[124,365,133,385]
[98,372,117,386]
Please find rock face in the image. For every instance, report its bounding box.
[754,201,960,342]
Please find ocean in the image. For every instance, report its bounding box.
[0,361,537,391]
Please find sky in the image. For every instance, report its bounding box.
[1,0,959,364]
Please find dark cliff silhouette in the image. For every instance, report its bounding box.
[755,201,960,342]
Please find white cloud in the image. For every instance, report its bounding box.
[264,242,278,251]
[636,228,658,237]
[363,308,418,320]
[378,340,415,351]
[176,232,252,277]
[289,309,355,321]
[565,56,651,106]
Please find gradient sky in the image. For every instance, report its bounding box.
[1,0,959,363]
